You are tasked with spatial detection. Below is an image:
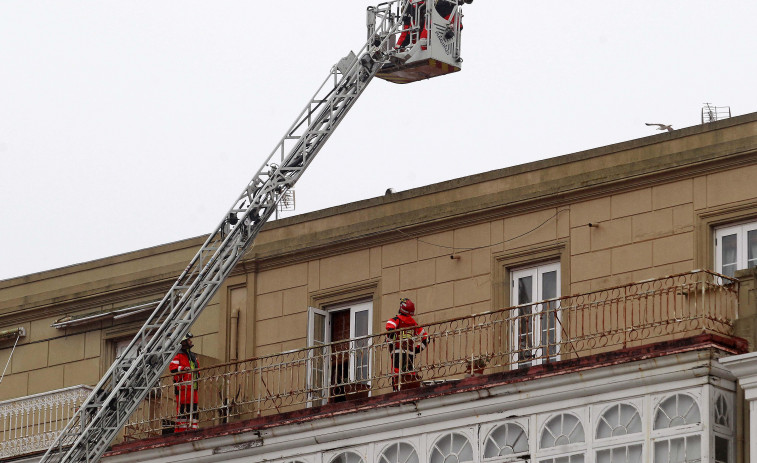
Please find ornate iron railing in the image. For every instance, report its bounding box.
[0,386,92,459]
[121,270,737,440]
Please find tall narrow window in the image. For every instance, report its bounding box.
[308,301,372,404]
[652,394,702,463]
[714,221,757,277]
[511,262,560,367]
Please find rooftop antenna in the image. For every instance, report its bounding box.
[702,103,731,124]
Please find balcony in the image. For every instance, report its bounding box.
[0,385,92,459]
[0,271,739,457]
[122,270,738,440]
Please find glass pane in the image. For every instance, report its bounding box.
[714,394,730,427]
[597,404,642,439]
[430,433,473,463]
[654,436,700,463]
[597,445,642,463]
[313,313,326,344]
[541,271,558,360]
[353,310,370,382]
[721,233,737,277]
[686,435,701,462]
[517,276,534,364]
[484,423,528,458]
[748,230,757,269]
[518,276,533,304]
[541,414,585,448]
[378,442,419,463]
[542,271,557,300]
[654,394,701,429]
[331,452,364,463]
[540,455,584,463]
[715,436,730,463]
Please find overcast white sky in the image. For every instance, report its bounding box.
[1,1,756,281]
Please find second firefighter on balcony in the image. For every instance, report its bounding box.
[170,333,200,432]
[385,298,429,391]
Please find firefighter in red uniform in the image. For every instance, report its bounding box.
[170,333,200,432]
[396,0,426,49]
[385,298,429,391]
[396,0,470,49]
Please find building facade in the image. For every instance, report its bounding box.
[2,113,757,462]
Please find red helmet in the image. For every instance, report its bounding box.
[399,298,415,316]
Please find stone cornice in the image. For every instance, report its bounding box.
[245,140,757,272]
[2,114,756,316]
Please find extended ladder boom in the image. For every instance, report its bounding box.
[41,1,468,460]
[40,9,402,463]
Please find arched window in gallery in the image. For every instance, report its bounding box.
[596,403,642,438]
[330,451,365,463]
[653,394,701,430]
[378,442,419,463]
[430,432,474,463]
[540,413,585,448]
[594,403,643,463]
[714,393,730,428]
[482,423,529,459]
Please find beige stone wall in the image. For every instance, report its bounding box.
[0,237,224,402]
[2,112,757,403]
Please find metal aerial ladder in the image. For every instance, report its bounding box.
[40,1,467,462]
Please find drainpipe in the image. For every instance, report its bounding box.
[230,309,240,362]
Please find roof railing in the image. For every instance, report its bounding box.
[121,270,737,440]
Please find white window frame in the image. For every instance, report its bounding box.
[714,221,757,277]
[510,262,561,367]
[535,410,587,462]
[427,428,478,463]
[650,391,705,463]
[307,301,373,404]
[711,388,735,463]
[480,419,530,462]
[593,401,645,463]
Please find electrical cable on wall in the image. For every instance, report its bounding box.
[396,208,570,255]
[0,328,25,385]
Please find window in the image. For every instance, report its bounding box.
[511,262,560,366]
[595,403,643,463]
[652,394,702,463]
[537,412,585,463]
[330,452,364,463]
[714,221,757,277]
[378,442,419,463]
[308,301,372,404]
[653,435,700,463]
[653,394,700,430]
[540,413,585,448]
[712,392,734,463]
[114,334,153,361]
[539,455,584,463]
[596,404,642,439]
[430,433,474,463]
[482,422,529,461]
[596,445,642,463]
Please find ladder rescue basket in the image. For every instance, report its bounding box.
[373,0,465,84]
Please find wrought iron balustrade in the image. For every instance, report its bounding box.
[0,385,92,459]
[121,270,737,440]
